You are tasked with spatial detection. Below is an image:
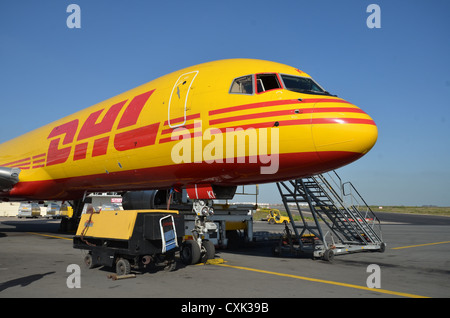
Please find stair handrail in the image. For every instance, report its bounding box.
[311,175,370,243]
[323,171,381,226]
[341,180,382,240]
[316,171,383,243]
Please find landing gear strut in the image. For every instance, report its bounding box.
[180,200,217,264]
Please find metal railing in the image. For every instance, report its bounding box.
[315,171,383,242]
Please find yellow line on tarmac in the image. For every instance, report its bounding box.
[28,232,72,241]
[215,263,429,298]
[392,241,450,250]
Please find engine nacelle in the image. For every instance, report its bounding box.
[0,167,20,191]
[122,190,168,210]
[122,185,237,210]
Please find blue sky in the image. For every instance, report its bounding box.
[1,0,449,206]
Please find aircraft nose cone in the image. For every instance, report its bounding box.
[311,104,378,169]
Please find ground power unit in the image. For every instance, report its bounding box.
[73,209,184,275]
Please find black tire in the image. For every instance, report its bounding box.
[272,243,281,257]
[84,253,95,269]
[116,258,131,275]
[323,249,335,262]
[200,239,215,263]
[180,240,201,265]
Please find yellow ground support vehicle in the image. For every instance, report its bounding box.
[60,203,73,218]
[267,209,290,225]
[73,209,185,275]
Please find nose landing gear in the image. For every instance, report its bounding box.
[180,199,217,265]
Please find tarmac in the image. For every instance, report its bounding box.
[0,212,449,302]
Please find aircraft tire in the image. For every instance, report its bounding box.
[181,240,201,265]
[201,239,215,263]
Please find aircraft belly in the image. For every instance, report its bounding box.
[5,150,347,200]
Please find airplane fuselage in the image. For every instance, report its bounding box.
[0,59,377,200]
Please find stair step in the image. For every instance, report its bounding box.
[277,173,383,247]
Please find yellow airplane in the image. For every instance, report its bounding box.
[0,58,377,202]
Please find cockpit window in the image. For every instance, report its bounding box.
[229,73,331,96]
[256,73,282,93]
[281,74,330,95]
[229,75,253,94]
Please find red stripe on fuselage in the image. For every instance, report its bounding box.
[311,118,375,125]
[158,116,375,143]
[32,153,46,160]
[208,117,375,134]
[209,99,302,116]
[5,151,363,200]
[164,113,201,126]
[209,107,366,126]
[161,121,202,136]
[209,98,351,116]
[0,157,31,167]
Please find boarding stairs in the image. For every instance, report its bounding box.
[275,171,385,261]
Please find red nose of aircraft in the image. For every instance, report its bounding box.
[311,102,378,169]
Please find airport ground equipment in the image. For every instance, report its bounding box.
[73,209,184,275]
[180,198,255,263]
[275,171,385,261]
[266,209,290,224]
[17,202,41,218]
[183,203,253,249]
[122,188,255,249]
[45,203,61,219]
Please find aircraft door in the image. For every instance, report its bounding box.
[168,71,199,128]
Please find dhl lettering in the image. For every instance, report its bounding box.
[74,100,127,160]
[46,119,79,166]
[92,136,109,157]
[77,101,127,140]
[117,90,155,129]
[73,142,88,161]
[45,90,157,167]
[113,90,159,151]
[114,123,160,151]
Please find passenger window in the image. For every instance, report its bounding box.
[229,75,253,94]
[256,73,281,93]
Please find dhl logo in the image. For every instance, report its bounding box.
[46,89,159,166]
